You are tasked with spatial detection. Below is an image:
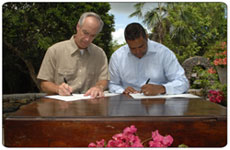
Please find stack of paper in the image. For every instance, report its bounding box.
[45,92,119,101]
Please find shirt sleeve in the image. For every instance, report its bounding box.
[108,52,125,93]
[37,47,56,82]
[97,50,109,81]
[162,50,189,94]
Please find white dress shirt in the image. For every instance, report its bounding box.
[109,39,189,94]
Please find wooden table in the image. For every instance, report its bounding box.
[3,94,227,147]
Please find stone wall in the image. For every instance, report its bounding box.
[182,56,212,80]
[3,93,46,117]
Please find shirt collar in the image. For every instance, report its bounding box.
[146,39,158,54]
[127,39,156,57]
[70,35,90,56]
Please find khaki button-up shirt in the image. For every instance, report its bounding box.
[37,35,109,93]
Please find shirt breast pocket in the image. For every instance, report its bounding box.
[86,71,97,83]
[56,68,75,85]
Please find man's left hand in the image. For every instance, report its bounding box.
[84,86,104,99]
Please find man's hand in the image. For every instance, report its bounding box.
[58,83,73,96]
[123,86,139,94]
[141,84,165,96]
[40,80,73,96]
[84,85,104,99]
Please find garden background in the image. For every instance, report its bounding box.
[2,2,227,106]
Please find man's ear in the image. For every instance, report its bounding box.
[146,33,149,39]
[76,24,80,32]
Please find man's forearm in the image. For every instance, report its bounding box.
[94,80,108,91]
[40,80,59,95]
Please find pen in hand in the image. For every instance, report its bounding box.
[140,78,150,94]
[145,78,150,84]
[64,77,73,96]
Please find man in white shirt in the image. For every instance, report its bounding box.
[109,23,189,96]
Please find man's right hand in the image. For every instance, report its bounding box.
[123,86,139,94]
[57,83,73,96]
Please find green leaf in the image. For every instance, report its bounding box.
[178,144,189,147]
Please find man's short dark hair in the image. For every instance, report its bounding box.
[124,23,147,41]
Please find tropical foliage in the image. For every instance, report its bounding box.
[3,2,227,94]
[3,2,114,93]
[130,2,227,63]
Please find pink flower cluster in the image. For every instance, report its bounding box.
[88,125,173,147]
[207,67,216,74]
[149,130,174,147]
[214,56,227,66]
[208,90,224,103]
[213,42,227,67]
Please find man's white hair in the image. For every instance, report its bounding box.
[78,12,104,33]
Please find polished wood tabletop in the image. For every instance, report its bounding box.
[4,94,227,147]
[8,94,226,119]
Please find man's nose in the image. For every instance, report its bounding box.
[133,51,141,58]
[85,36,90,42]
[135,49,142,55]
[86,35,94,42]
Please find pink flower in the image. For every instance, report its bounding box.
[107,139,128,147]
[212,41,227,67]
[162,135,174,146]
[213,48,227,66]
[222,50,227,55]
[207,67,216,74]
[149,141,164,147]
[208,90,224,103]
[88,125,172,148]
[223,57,227,65]
[112,133,124,141]
[107,139,118,147]
[123,125,137,135]
[88,143,97,147]
[214,59,219,66]
[128,134,143,147]
[107,125,143,147]
[149,130,173,147]
[214,58,226,66]
[88,139,105,147]
[151,130,164,141]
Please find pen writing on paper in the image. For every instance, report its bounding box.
[63,77,73,96]
[139,78,151,94]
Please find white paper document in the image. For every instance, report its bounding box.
[129,93,200,99]
[45,92,119,101]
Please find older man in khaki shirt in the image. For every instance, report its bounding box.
[37,12,109,98]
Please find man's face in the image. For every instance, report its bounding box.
[127,36,148,59]
[75,16,100,49]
